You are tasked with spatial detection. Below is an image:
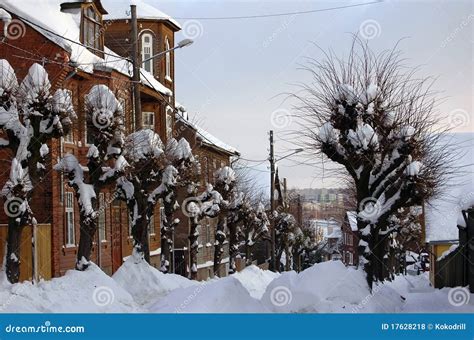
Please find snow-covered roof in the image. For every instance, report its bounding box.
[101,0,181,29]
[346,211,358,232]
[1,0,171,96]
[176,112,240,156]
[425,133,474,243]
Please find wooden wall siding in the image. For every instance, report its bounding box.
[0,224,52,282]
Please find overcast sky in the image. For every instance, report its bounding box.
[149,0,472,190]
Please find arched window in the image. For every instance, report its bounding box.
[141,33,153,74]
[165,37,171,81]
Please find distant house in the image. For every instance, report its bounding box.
[341,211,359,267]
[424,133,474,291]
[310,218,342,261]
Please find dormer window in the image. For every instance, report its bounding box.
[165,37,171,81]
[82,5,103,53]
[141,33,153,74]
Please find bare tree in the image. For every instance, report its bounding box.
[1,61,76,282]
[292,38,449,288]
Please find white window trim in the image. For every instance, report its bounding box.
[142,111,155,130]
[165,37,171,82]
[141,33,154,75]
[98,193,106,242]
[65,192,75,247]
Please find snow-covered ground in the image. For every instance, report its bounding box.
[1,260,473,313]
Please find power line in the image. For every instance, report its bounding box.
[174,1,382,20]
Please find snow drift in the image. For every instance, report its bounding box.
[0,264,140,313]
[112,255,197,307]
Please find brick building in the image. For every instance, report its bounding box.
[341,211,359,267]
[0,0,238,282]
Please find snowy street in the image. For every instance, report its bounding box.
[1,258,472,314]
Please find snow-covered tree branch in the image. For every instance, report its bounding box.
[0,60,76,282]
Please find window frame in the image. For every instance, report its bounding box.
[142,111,155,130]
[98,193,106,242]
[165,37,171,82]
[82,5,103,52]
[141,33,154,75]
[65,192,75,247]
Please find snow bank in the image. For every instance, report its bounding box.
[0,264,140,313]
[231,265,280,299]
[261,261,404,313]
[112,256,197,307]
[148,276,268,313]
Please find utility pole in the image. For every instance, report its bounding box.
[130,4,142,129]
[283,177,287,211]
[269,130,276,272]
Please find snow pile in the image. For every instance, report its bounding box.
[123,129,164,162]
[166,137,193,161]
[0,59,18,95]
[85,85,122,129]
[261,261,404,313]
[112,256,197,307]
[319,122,338,143]
[215,166,236,188]
[0,264,140,313]
[148,276,268,313]
[231,265,280,299]
[18,63,50,107]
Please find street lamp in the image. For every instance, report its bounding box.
[141,39,194,64]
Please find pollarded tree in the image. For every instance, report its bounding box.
[55,84,124,270]
[0,60,76,282]
[117,129,166,262]
[150,137,195,273]
[274,212,297,272]
[240,201,269,266]
[293,39,448,288]
[213,166,236,275]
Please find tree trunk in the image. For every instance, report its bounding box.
[131,195,150,263]
[228,221,238,274]
[213,217,226,276]
[160,199,175,273]
[5,218,24,283]
[189,216,199,280]
[76,213,97,270]
[285,245,291,271]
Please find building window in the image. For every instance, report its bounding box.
[142,111,155,130]
[158,206,164,237]
[165,37,171,81]
[141,33,153,74]
[98,193,106,241]
[348,252,354,265]
[65,192,75,246]
[82,5,103,52]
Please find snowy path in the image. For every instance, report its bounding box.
[0,260,473,313]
